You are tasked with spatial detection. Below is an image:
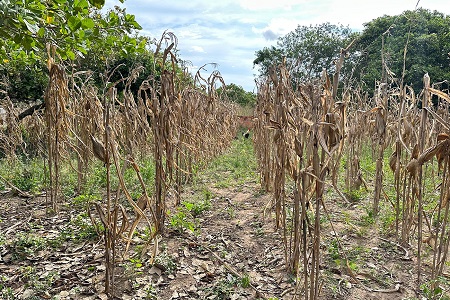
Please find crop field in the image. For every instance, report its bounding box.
[1,42,450,299]
[1,3,450,300]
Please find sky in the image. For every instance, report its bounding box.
[106,0,449,92]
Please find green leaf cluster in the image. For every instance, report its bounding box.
[0,0,156,102]
[0,0,143,61]
[355,8,450,93]
[217,83,256,107]
[254,23,355,84]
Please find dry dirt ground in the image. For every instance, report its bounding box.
[0,179,447,299]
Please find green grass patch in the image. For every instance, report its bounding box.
[0,157,45,194]
[198,136,257,188]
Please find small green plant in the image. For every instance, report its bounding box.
[70,213,101,240]
[344,188,364,202]
[341,211,352,225]
[240,273,250,288]
[202,188,213,201]
[138,225,154,242]
[56,212,101,244]
[129,257,143,268]
[380,207,396,235]
[360,208,375,226]
[13,233,46,260]
[71,194,101,209]
[347,260,359,272]
[124,257,144,278]
[59,164,78,198]
[19,265,35,279]
[139,158,156,189]
[255,226,264,237]
[83,161,111,193]
[168,209,197,233]
[225,206,235,218]
[37,271,60,292]
[19,265,59,293]
[0,158,44,194]
[420,277,450,300]
[0,285,15,299]
[328,239,340,260]
[144,284,158,299]
[198,138,258,188]
[154,250,177,274]
[182,197,211,217]
[206,274,236,299]
[251,221,264,237]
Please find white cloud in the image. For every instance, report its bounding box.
[253,17,300,38]
[239,0,306,10]
[176,25,203,40]
[190,46,205,53]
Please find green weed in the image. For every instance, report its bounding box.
[344,188,365,202]
[154,250,177,274]
[168,188,213,233]
[360,208,375,226]
[168,209,197,234]
[328,239,340,260]
[18,265,59,293]
[420,277,450,300]
[138,225,155,242]
[124,257,145,278]
[71,193,101,209]
[12,233,47,260]
[55,213,101,245]
[129,257,143,268]
[70,213,101,240]
[144,284,158,299]
[380,207,396,235]
[182,196,211,217]
[206,273,237,299]
[240,273,251,288]
[0,158,45,194]
[225,206,236,218]
[0,284,14,299]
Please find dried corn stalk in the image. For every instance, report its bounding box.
[44,47,70,212]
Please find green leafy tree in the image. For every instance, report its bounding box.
[217,83,256,107]
[253,46,284,77]
[354,8,450,93]
[0,0,145,102]
[254,23,356,84]
[0,0,141,61]
[1,58,48,102]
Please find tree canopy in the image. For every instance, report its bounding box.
[0,0,148,102]
[354,8,450,92]
[0,0,142,62]
[217,83,256,107]
[254,23,356,84]
[254,9,450,94]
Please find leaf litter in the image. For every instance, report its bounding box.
[0,176,431,299]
